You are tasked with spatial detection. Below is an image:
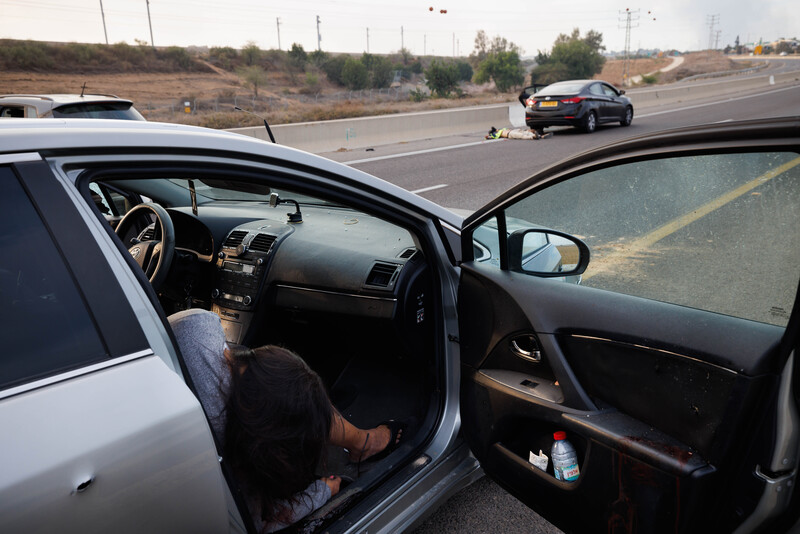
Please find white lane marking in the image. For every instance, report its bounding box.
[343,139,500,165]
[411,184,449,194]
[342,84,799,164]
[636,84,799,118]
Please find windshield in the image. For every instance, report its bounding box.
[168,178,342,206]
[536,82,586,96]
[52,102,146,120]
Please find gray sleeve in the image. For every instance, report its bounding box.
[168,309,230,441]
[261,480,331,533]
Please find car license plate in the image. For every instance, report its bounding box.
[539,101,558,108]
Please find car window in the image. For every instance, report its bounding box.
[0,166,107,391]
[589,84,604,95]
[51,102,145,120]
[0,106,25,118]
[486,152,800,326]
[602,85,618,97]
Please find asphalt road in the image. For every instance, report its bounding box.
[320,71,800,533]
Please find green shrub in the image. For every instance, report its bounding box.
[210,46,238,70]
[425,60,459,98]
[409,88,427,102]
[162,46,193,69]
[342,57,368,90]
[322,55,348,85]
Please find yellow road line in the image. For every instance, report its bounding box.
[583,155,800,281]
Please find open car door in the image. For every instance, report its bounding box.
[458,118,800,533]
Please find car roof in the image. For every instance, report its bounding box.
[0,94,135,115]
[0,94,132,105]
[0,118,464,228]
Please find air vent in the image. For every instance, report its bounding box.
[140,226,155,241]
[397,247,417,259]
[250,233,276,253]
[224,230,248,248]
[365,262,400,288]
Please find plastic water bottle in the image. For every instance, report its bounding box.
[551,431,580,482]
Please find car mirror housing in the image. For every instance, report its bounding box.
[507,229,590,277]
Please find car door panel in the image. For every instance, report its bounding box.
[0,356,230,534]
[1,159,232,532]
[459,251,786,532]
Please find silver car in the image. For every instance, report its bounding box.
[0,93,145,120]
[0,117,798,533]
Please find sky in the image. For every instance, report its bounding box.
[1,0,797,57]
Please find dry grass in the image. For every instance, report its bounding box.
[595,57,672,86]
[0,46,747,128]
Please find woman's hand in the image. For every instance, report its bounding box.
[323,475,341,497]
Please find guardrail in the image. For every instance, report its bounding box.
[679,62,768,82]
[228,70,800,153]
[627,69,800,107]
[229,104,509,153]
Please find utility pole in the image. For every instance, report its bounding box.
[366,28,370,53]
[706,14,720,54]
[99,0,109,45]
[401,26,404,51]
[146,0,154,48]
[714,30,722,50]
[424,34,426,56]
[276,17,281,50]
[618,8,639,87]
[316,15,322,52]
[452,33,455,58]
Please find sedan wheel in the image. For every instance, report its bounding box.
[582,111,597,134]
[620,106,633,127]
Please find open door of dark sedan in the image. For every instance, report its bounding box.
[458,118,800,533]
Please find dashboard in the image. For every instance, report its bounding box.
[159,203,429,347]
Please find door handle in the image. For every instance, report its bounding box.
[510,334,542,363]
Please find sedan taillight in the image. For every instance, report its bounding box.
[560,97,584,104]
[526,97,535,107]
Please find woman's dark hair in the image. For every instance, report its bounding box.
[224,345,332,526]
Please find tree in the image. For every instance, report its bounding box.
[398,47,413,65]
[288,43,307,70]
[531,28,606,84]
[474,51,524,92]
[308,49,329,67]
[425,60,459,98]
[238,65,268,97]
[321,54,348,85]
[241,41,261,66]
[776,41,794,55]
[341,57,368,90]
[469,30,490,66]
[367,54,393,88]
[456,61,473,82]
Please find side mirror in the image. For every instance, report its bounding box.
[619,89,626,95]
[508,229,590,277]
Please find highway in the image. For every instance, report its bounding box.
[321,70,800,533]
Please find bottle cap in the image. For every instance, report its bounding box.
[553,431,566,440]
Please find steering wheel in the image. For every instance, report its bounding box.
[115,202,175,290]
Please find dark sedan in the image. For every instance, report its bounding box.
[520,80,633,134]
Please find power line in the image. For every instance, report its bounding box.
[145,0,154,47]
[619,8,639,87]
[706,14,720,53]
[316,14,321,51]
[99,0,109,45]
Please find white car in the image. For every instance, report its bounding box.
[0,117,798,533]
[0,93,145,120]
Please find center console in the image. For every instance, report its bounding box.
[211,227,281,345]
